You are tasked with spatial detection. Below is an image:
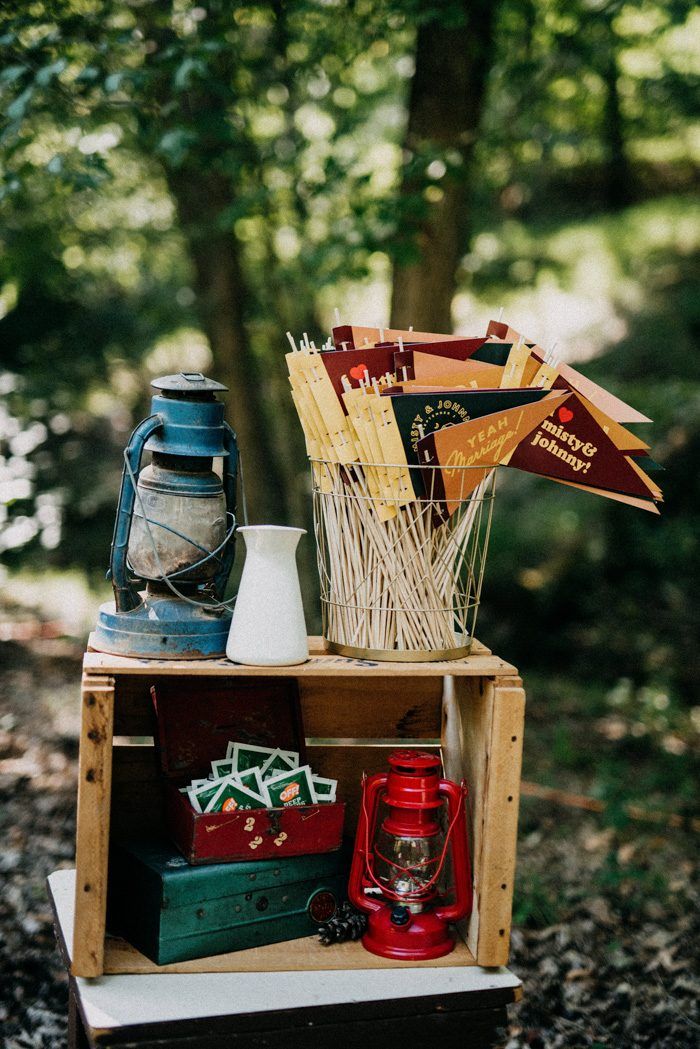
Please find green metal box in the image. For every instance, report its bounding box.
[107,837,349,965]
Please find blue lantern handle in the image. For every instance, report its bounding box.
[109,415,242,614]
[108,414,162,612]
[212,422,239,599]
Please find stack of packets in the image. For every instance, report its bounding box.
[181,741,337,814]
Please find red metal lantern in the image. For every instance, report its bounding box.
[348,749,472,960]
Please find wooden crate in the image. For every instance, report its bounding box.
[74,636,525,978]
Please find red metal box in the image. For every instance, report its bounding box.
[152,678,345,865]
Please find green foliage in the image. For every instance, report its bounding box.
[513,870,563,929]
[476,199,700,702]
[594,847,670,920]
[0,0,698,718]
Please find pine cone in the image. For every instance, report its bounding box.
[318,901,367,945]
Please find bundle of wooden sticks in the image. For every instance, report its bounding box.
[286,324,496,658]
[285,314,660,656]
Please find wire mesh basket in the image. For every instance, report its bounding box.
[311,459,496,661]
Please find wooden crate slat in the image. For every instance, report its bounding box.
[113,675,445,739]
[85,635,514,679]
[72,678,115,978]
[300,677,443,738]
[114,677,158,736]
[440,676,492,961]
[109,740,446,840]
[474,679,525,966]
[102,929,477,974]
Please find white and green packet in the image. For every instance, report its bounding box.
[180,776,215,799]
[188,777,226,813]
[237,766,267,802]
[260,748,297,781]
[206,777,267,814]
[211,758,237,779]
[229,742,277,772]
[265,764,315,808]
[311,775,337,803]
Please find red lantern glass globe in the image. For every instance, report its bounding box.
[348,749,472,961]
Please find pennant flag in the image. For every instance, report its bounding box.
[579,394,649,453]
[411,351,504,388]
[394,339,507,377]
[487,319,651,424]
[416,392,570,517]
[332,324,468,350]
[551,478,660,514]
[506,393,660,502]
[385,387,551,460]
[285,317,662,525]
[306,342,399,402]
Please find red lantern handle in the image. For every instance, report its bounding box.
[433,780,473,924]
[347,772,387,915]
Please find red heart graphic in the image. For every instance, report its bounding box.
[349,363,368,381]
[558,406,574,424]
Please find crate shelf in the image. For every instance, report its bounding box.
[74,636,525,978]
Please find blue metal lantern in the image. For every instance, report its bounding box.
[93,372,239,658]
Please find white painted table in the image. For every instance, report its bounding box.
[48,870,521,1048]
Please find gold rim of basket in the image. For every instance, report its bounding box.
[326,640,472,663]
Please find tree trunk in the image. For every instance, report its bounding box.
[602,38,633,210]
[391,1,497,333]
[167,169,288,526]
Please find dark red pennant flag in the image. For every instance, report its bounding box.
[507,393,658,500]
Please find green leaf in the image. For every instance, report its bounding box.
[104,71,125,93]
[0,65,27,85]
[156,129,197,166]
[35,58,67,86]
[173,57,206,91]
[0,176,20,201]
[75,66,100,84]
[6,86,34,121]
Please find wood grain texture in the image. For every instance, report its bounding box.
[113,676,158,736]
[73,643,524,977]
[109,741,454,848]
[453,676,525,966]
[102,929,477,974]
[112,674,445,739]
[442,676,488,958]
[85,635,514,679]
[72,677,115,978]
[109,741,443,842]
[474,679,525,966]
[300,676,443,738]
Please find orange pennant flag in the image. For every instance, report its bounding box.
[416,391,570,517]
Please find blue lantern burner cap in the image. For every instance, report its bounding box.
[151,373,228,395]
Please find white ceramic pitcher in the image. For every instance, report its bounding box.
[226,526,309,666]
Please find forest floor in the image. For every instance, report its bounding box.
[0,638,698,1049]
